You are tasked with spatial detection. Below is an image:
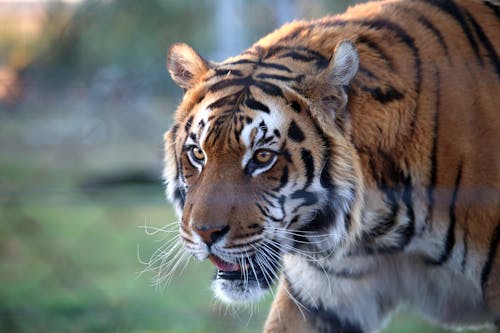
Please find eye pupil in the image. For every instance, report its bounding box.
[191,147,205,161]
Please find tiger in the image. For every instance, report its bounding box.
[161,0,500,332]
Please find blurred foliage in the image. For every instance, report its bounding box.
[31,1,213,88]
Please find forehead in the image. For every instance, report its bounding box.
[180,53,310,150]
[189,96,287,151]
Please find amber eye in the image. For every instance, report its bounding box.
[253,149,274,165]
[189,146,205,164]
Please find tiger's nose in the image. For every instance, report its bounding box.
[192,224,230,246]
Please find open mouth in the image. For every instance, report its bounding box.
[207,243,282,303]
[209,253,279,289]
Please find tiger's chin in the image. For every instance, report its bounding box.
[211,273,269,304]
[209,254,279,304]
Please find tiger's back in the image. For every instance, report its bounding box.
[163,0,500,332]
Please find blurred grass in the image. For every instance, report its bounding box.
[0,189,271,333]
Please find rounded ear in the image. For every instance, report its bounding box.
[298,40,358,135]
[167,43,210,90]
[328,40,359,86]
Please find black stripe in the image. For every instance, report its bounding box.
[281,51,317,62]
[207,94,237,110]
[344,211,353,233]
[283,273,364,333]
[427,69,440,229]
[320,158,333,190]
[367,188,399,238]
[427,162,463,265]
[309,306,364,333]
[300,203,335,233]
[301,148,315,188]
[290,189,318,206]
[259,62,293,73]
[418,0,483,66]
[266,45,329,63]
[278,50,330,69]
[254,80,283,97]
[483,0,500,18]
[464,9,500,79]
[287,120,305,142]
[256,73,303,82]
[361,85,405,104]
[290,101,301,113]
[245,98,270,113]
[213,68,244,77]
[256,202,272,220]
[416,15,449,56]
[357,65,378,80]
[481,221,500,290]
[223,59,255,66]
[401,177,416,248]
[184,116,194,133]
[356,35,396,71]
[273,165,289,192]
[276,25,310,43]
[208,77,253,93]
[461,222,469,272]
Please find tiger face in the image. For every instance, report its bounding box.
[163,41,364,303]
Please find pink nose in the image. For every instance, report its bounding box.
[192,224,230,246]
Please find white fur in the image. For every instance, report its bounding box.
[211,278,268,304]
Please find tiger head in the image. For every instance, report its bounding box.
[163,40,364,303]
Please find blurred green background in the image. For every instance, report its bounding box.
[0,1,495,332]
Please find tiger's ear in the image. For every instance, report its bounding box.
[317,40,359,113]
[167,43,210,89]
[300,40,358,134]
[327,40,359,87]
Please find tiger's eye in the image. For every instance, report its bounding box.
[254,149,274,165]
[191,146,205,162]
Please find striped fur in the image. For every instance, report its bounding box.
[163,0,500,331]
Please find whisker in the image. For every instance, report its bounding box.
[140,220,181,236]
[270,233,332,245]
[264,226,332,237]
[255,247,309,318]
[261,239,327,309]
[137,235,182,276]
